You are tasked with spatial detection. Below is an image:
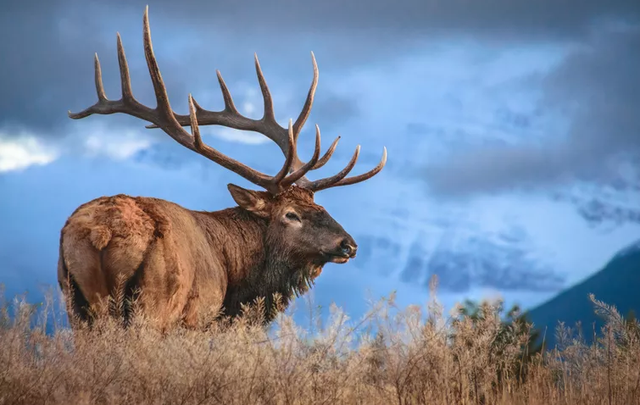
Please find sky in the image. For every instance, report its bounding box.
[1,0,639,325]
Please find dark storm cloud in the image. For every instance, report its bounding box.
[545,29,640,157]
[1,0,638,138]
[0,1,195,136]
[423,27,640,196]
[0,2,99,133]
[301,93,361,133]
[81,0,640,39]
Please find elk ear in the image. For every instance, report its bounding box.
[227,184,270,218]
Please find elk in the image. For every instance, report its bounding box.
[58,7,386,330]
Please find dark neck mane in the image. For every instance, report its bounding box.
[223,255,319,323]
[203,207,321,323]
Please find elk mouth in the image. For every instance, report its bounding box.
[321,245,357,264]
[325,253,351,264]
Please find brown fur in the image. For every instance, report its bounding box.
[58,185,357,330]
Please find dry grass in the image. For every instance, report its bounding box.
[1,279,639,405]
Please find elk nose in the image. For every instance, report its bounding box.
[340,239,357,257]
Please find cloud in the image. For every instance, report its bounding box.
[0,133,59,173]
[81,124,156,160]
[75,0,640,40]
[422,25,640,197]
[0,3,200,137]
[208,127,271,145]
[544,26,640,157]
[2,0,638,141]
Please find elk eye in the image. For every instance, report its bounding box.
[285,212,300,221]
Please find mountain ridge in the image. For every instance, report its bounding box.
[526,239,640,348]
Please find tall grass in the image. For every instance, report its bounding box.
[1,278,639,405]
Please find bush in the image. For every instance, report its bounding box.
[0,279,639,405]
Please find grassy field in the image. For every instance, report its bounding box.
[1,280,639,405]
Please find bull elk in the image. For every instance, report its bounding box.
[58,7,386,330]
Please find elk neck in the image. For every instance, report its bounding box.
[195,207,321,321]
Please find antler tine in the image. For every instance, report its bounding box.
[116,33,134,100]
[282,124,322,187]
[215,70,239,114]
[308,147,388,192]
[142,8,176,119]
[313,136,340,170]
[271,119,297,185]
[189,94,288,193]
[254,54,277,124]
[305,146,361,191]
[94,54,107,103]
[292,52,319,143]
[67,54,106,120]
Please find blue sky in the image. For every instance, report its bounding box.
[1,1,639,323]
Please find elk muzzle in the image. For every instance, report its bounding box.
[322,235,358,264]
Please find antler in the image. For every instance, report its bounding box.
[69,6,386,194]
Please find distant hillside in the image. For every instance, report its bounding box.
[526,240,640,349]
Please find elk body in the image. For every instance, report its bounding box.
[58,7,386,330]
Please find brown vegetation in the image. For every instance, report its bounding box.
[58,7,387,331]
[1,281,639,405]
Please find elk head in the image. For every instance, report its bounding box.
[228,184,357,266]
[68,7,386,270]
